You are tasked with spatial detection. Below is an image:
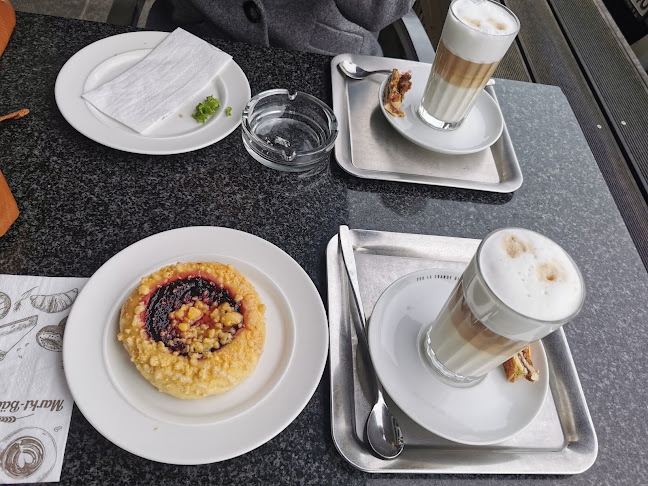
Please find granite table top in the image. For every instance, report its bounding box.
[0,11,646,486]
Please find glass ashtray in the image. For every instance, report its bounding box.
[241,89,338,172]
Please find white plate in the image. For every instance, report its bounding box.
[63,227,328,464]
[55,32,251,155]
[378,65,504,155]
[368,268,548,446]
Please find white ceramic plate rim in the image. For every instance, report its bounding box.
[55,31,251,155]
[378,65,504,155]
[368,268,548,445]
[63,226,328,464]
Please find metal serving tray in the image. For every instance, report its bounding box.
[330,54,523,193]
[327,228,597,474]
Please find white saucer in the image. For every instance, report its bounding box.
[367,268,548,445]
[378,65,504,155]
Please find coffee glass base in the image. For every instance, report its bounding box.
[418,331,486,388]
[417,103,465,131]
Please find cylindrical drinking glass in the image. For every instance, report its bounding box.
[419,228,585,386]
[418,0,520,130]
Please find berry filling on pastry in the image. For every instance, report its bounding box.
[143,276,242,357]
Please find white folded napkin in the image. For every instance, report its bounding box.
[0,274,88,484]
[82,28,232,134]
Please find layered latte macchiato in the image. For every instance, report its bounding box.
[418,0,519,130]
[420,228,585,385]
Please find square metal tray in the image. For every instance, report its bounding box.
[326,228,598,474]
[330,53,523,193]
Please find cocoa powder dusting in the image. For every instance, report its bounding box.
[536,261,565,283]
[502,234,528,258]
[487,17,507,31]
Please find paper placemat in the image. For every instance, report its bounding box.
[0,275,87,484]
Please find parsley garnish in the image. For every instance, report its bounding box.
[192,95,220,123]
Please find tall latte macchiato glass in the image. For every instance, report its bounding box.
[419,228,585,386]
[418,0,520,130]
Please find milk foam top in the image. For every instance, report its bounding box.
[479,228,584,322]
[444,0,520,64]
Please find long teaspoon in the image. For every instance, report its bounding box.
[338,225,404,460]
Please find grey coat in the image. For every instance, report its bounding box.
[147,0,416,56]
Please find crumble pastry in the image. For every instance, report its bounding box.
[118,262,266,399]
[502,346,539,383]
[383,69,412,117]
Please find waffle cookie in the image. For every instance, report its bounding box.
[383,69,412,117]
[503,346,539,383]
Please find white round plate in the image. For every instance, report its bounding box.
[368,268,548,445]
[63,226,328,464]
[55,32,251,155]
[378,65,504,155]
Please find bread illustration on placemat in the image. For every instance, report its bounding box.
[0,292,10,320]
[13,287,37,312]
[0,315,38,361]
[30,289,78,314]
[35,318,66,352]
[14,287,79,314]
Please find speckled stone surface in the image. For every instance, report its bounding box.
[1,12,647,486]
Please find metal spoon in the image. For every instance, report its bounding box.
[338,60,393,80]
[339,60,497,90]
[338,225,404,460]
